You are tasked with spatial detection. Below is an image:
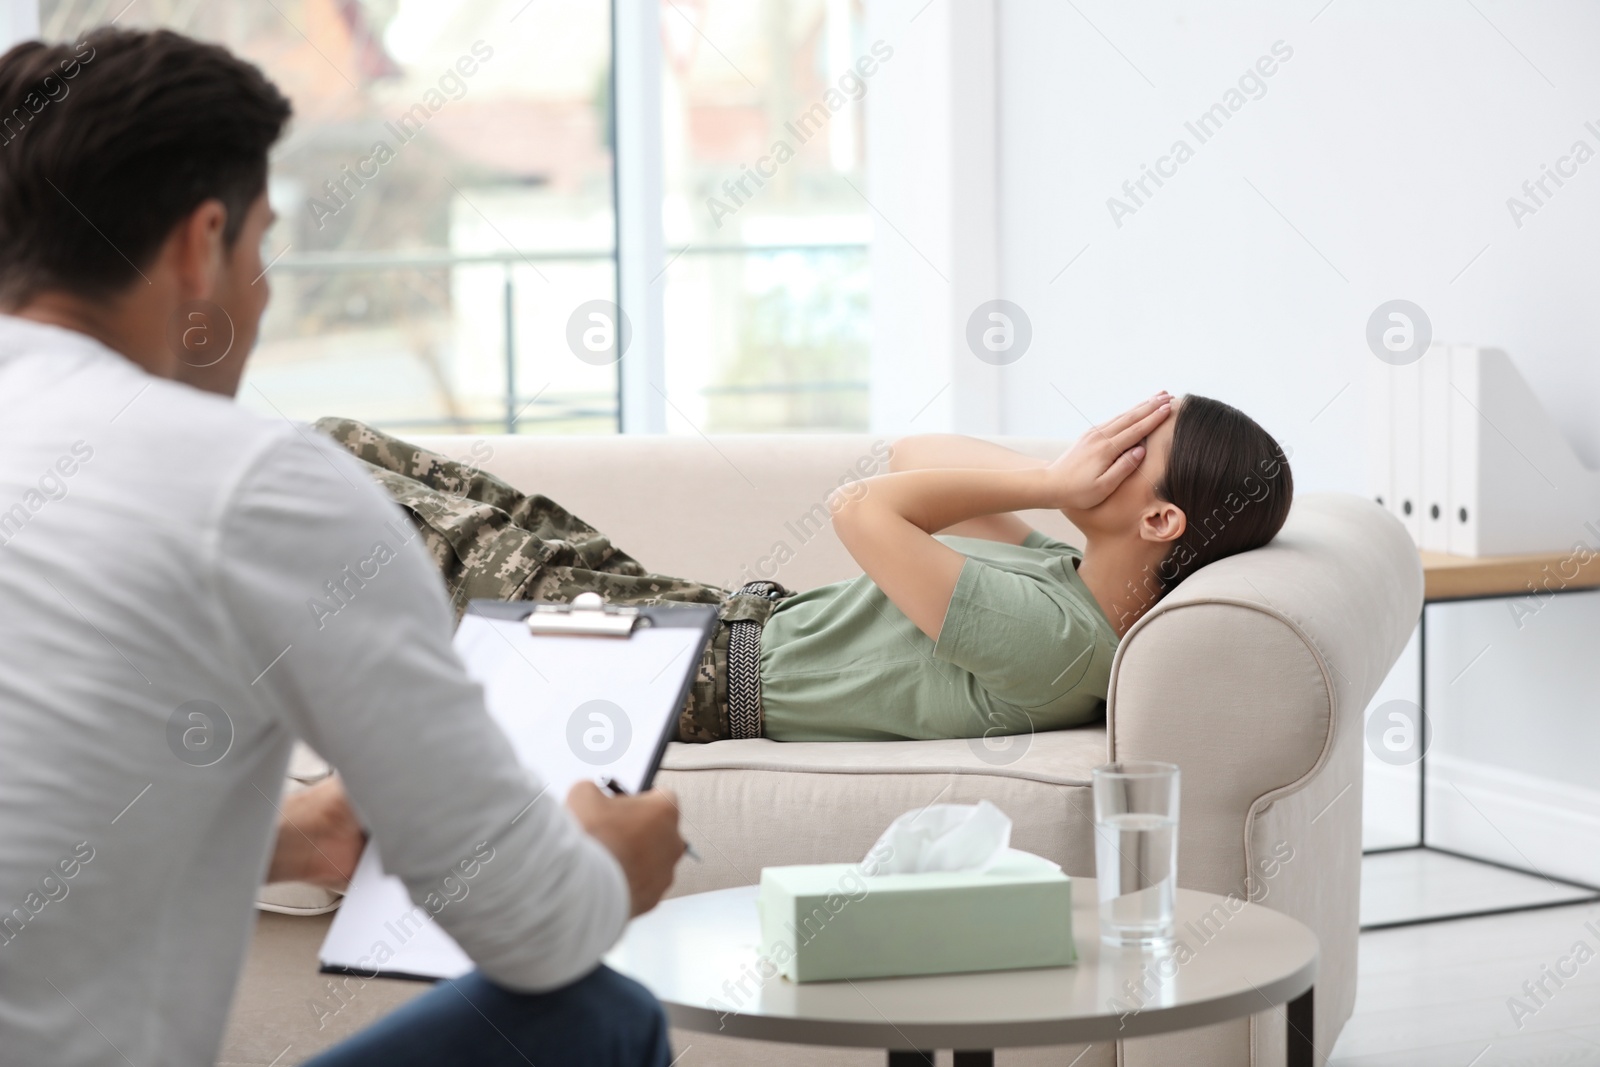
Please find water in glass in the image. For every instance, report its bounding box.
[1095,811,1177,946]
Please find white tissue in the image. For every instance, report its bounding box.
[863,800,1013,874]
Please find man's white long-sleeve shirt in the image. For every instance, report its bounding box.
[0,315,628,1066]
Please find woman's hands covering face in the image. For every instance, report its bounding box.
[1044,392,1172,512]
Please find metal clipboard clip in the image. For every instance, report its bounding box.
[524,592,645,638]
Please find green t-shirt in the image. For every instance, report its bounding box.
[760,531,1119,742]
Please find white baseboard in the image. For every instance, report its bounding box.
[1362,759,1420,850]
[1425,754,1600,887]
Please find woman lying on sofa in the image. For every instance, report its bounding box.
[317,392,1292,745]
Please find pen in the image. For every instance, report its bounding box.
[603,778,701,862]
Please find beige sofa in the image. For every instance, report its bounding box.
[220,434,1421,1067]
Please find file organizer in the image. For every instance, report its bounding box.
[1370,345,1600,556]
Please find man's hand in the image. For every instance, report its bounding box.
[566,782,685,918]
[1043,393,1171,510]
[265,775,367,890]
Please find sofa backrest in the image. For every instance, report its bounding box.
[411,434,1082,592]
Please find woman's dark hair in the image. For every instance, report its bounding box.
[1153,394,1293,593]
[0,27,291,304]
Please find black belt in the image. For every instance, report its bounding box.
[727,581,789,740]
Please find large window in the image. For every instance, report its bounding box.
[39,0,870,434]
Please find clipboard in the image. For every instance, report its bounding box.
[316,596,718,983]
[457,595,717,795]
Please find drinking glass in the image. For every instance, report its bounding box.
[1092,761,1180,948]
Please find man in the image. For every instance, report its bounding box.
[0,27,684,1067]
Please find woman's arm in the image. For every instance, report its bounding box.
[888,435,1045,544]
[835,396,1171,641]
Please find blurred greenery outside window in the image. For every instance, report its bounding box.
[41,0,871,434]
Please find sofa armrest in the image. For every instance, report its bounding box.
[1110,596,1335,888]
[1108,492,1419,879]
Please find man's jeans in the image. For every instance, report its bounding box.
[304,965,672,1067]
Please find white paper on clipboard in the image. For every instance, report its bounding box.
[451,615,705,798]
[317,605,713,982]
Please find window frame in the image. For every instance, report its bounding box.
[611,0,668,433]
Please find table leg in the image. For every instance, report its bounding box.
[1287,986,1314,1067]
[885,1054,992,1066]
[953,1053,995,1066]
[1418,605,1428,847]
[886,1054,933,1066]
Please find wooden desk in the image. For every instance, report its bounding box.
[1420,548,1600,602]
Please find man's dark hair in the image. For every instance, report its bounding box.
[0,27,291,304]
[1153,394,1294,593]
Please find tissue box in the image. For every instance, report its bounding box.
[756,850,1075,983]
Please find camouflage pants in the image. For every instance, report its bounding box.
[315,418,783,742]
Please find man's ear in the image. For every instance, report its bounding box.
[167,198,229,300]
[1140,501,1186,545]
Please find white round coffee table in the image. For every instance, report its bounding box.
[606,879,1317,1067]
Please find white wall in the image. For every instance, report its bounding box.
[992,0,1600,479]
[976,0,1600,857]
[1,0,39,50]
[865,0,1004,434]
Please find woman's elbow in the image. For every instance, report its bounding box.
[828,486,858,528]
[886,436,917,474]
[828,486,872,547]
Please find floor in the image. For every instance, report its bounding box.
[1359,849,1599,930]
[218,911,426,1067]
[1330,852,1600,1066]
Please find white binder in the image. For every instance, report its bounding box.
[1366,360,1395,520]
[1391,356,1424,543]
[1419,344,1452,551]
[1444,347,1599,555]
[1446,347,1481,555]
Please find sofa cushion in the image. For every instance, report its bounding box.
[660,728,1104,786]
